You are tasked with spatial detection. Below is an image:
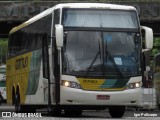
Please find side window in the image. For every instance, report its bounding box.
[28,13,52,50]
[8,13,52,58]
[8,31,22,57]
[8,28,29,58]
[54,9,60,25]
[8,33,16,57]
[35,34,42,49]
[28,33,43,51]
[28,33,35,51]
[21,31,28,53]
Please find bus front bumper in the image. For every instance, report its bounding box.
[60,86,141,106]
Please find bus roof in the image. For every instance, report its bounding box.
[9,3,136,35]
[55,3,136,10]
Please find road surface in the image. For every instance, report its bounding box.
[0,103,160,119]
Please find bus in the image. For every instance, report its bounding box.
[0,65,6,104]
[6,3,153,118]
[0,65,6,81]
[153,53,160,108]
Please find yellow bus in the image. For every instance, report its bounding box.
[6,3,153,118]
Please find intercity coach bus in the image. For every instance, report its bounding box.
[6,3,153,118]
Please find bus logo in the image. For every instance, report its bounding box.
[15,57,28,70]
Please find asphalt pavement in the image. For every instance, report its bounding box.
[0,103,160,120]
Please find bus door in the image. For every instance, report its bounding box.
[42,34,52,110]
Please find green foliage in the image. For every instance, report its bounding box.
[151,38,160,56]
[0,39,8,64]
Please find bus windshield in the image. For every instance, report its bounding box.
[63,31,140,77]
[63,9,138,29]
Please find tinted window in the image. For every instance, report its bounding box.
[8,13,52,58]
[8,29,28,57]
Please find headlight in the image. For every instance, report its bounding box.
[126,82,141,89]
[61,80,81,89]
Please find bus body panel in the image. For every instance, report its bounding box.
[6,52,31,104]
[6,49,45,104]
[60,86,141,106]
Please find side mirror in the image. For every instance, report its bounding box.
[141,26,153,52]
[55,24,64,50]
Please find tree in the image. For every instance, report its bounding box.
[152,38,160,56]
[0,39,8,65]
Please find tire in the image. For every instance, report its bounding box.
[109,106,125,118]
[12,88,15,105]
[15,91,21,113]
[15,93,36,113]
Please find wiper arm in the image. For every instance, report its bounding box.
[106,50,123,78]
[84,50,101,77]
[84,37,102,78]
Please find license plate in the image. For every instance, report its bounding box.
[97,95,110,100]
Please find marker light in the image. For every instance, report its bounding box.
[61,80,81,89]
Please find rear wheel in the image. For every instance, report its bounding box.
[12,88,15,105]
[15,91,36,113]
[15,91,21,113]
[109,106,125,118]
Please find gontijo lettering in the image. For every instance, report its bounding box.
[15,57,28,70]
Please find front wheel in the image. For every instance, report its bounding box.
[109,106,126,118]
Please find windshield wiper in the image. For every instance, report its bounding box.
[105,50,123,78]
[84,50,101,77]
[84,38,102,77]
